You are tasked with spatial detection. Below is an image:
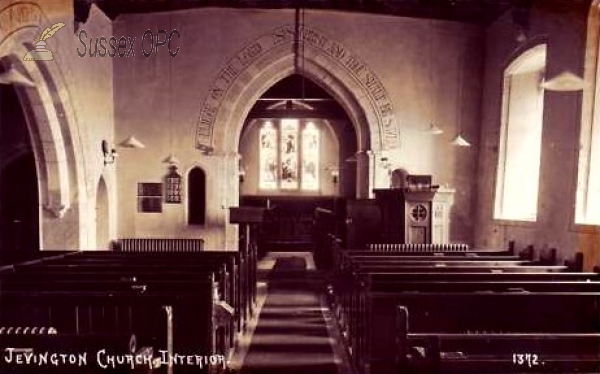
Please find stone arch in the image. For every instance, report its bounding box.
[196,25,400,156]
[215,54,374,154]
[0,20,87,249]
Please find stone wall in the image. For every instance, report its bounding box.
[475,3,600,269]
[113,8,483,248]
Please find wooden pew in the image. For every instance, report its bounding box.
[0,282,228,373]
[356,289,600,373]
[7,261,237,333]
[82,248,257,322]
[0,251,242,373]
[329,247,600,374]
[395,302,600,374]
[35,250,254,330]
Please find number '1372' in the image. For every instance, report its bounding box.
[512,353,540,367]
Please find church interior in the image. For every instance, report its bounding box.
[0,0,599,373]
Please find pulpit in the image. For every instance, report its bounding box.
[374,175,438,244]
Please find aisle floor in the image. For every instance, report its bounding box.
[229,252,354,374]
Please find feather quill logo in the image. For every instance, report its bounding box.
[23,22,66,61]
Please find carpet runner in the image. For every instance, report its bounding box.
[240,256,340,374]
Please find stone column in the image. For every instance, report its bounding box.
[355,150,375,199]
[222,152,241,251]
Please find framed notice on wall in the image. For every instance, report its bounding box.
[137,182,163,213]
[165,166,182,204]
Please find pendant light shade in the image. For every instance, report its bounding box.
[451,134,471,147]
[119,136,145,149]
[451,49,470,148]
[0,65,35,87]
[425,122,444,135]
[541,71,585,92]
[162,153,180,165]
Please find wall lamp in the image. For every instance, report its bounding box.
[101,140,118,165]
[331,169,339,184]
[326,166,340,184]
[239,166,246,183]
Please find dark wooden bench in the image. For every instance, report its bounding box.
[7,261,238,333]
[0,286,222,372]
[38,250,255,329]
[395,300,600,374]
[104,245,257,321]
[356,290,600,373]
[328,245,600,374]
[396,306,600,374]
[0,251,244,373]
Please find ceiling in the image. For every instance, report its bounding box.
[84,0,591,30]
[89,0,520,24]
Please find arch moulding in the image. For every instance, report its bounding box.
[194,24,401,155]
[0,2,88,249]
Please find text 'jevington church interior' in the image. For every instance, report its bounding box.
[0,0,599,373]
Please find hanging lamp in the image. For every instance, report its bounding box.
[541,71,585,92]
[119,135,145,149]
[451,49,471,147]
[0,64,35,87]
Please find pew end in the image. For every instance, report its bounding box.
[564,252,584,272]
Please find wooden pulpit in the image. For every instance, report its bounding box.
[374,176,438,244]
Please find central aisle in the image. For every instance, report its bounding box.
[236,252,352,374]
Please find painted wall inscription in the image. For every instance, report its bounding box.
[196,25,399,151]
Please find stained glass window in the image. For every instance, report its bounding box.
[280,119,299,189]
[301,122,319,190]
[258,119,320,191]
[259,121,278,190]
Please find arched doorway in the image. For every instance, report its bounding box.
[96,177,109,249]
[188,167,207,225]
[0,83,39,265]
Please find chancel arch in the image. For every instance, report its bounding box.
[195,25,400,198]
[211,57,383,198]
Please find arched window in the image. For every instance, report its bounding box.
[259,119,320,191]
[494,44,547,222]
[575,1,600,226]
[188,167,206,225]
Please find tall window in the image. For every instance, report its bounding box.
[259,119,320,191]
[494,44,547,222]
[576,3,600,226]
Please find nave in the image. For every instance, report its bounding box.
[1,239,598,374]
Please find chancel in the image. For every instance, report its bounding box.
[0,0,599,373]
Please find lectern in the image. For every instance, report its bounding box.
[374,176,438,244]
